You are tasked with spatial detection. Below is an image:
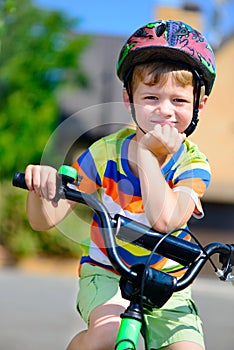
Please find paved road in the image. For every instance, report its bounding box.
[0,268,233,350]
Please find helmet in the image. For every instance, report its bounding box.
[117,20,216,95]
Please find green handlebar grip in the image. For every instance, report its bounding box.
[115,317,142,350]
[58,165,77,181]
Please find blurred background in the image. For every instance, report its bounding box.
[0,0,233,267]
[0,0,234,277]
[0,1,234,349]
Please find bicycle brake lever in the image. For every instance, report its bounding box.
[226,274,234,286]
[53,165,82,203]
[216,268,234,286]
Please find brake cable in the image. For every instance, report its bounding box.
[138,226,219,350]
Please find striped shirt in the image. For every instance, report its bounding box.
[72,128,211,276]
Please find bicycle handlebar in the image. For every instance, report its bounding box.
[13,171,136,278]
[13,171,28,190]
[12,170,234,303]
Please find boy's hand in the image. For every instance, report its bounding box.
[140,124,186,157]
[25,165,58,204]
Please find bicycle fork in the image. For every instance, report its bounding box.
[115,301,143,350]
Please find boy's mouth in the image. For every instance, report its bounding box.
[150,120,177,127]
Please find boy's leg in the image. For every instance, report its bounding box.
[66,302,126,350]
[160,341,204,350]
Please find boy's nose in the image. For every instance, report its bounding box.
[156,100,173,118]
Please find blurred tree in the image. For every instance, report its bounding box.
[0,0,90,178]
[0,0,16,41]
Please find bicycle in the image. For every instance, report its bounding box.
[13,165,234,350]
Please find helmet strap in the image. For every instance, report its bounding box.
[129,98,147,135]
[125,79,147,134]
[184,74,203,136]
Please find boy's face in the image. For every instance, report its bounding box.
[128,74,197,134]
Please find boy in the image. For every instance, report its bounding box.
[25,20,216,349]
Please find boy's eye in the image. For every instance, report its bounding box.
[174,98,187,103]
[145,96,158,100]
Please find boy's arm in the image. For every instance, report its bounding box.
[26,192,75,231]
[137,124,195,233]
[25,165,75,231]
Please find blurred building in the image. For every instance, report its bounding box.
[156,3,234,233]
[58,3,234,231]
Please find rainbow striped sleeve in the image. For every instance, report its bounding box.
[163,139,211,218]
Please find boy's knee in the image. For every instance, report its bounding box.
[67,324,119,350]
[89,323,119,350]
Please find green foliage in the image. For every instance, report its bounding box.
[0,0,91,179]
[0,180,87,259]
[0,1,92,259]
[0,1,16,38]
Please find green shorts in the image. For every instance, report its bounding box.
[77,264,205,349]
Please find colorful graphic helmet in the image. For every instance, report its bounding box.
[117,20,216,95]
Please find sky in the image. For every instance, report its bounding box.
[34,0,155,37]
[34,0,234,48]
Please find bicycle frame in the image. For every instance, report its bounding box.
[12,167,234,350]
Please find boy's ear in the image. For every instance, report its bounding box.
[122,88,131,114]
[198,95,208,114]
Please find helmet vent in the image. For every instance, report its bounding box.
[134,28,148,38]
[174,27,189,37]
[156,22,167,37]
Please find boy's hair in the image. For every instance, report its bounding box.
[131,62,206,99]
